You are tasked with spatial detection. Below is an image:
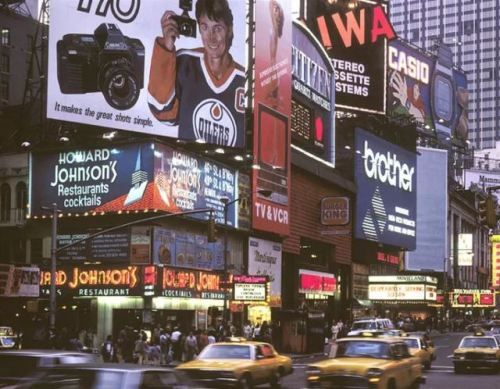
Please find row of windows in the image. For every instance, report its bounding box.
[0,182,27,222]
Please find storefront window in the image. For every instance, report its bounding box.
[299,238,330,266]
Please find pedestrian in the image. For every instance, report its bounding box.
[159,329,170,365]
[170,327,182,361]
[184,331,198,361]
[331,321,340,341]
[243,321,253,341]
[134,332,147,364]
[207,331,216,344]
[101,335,114,362]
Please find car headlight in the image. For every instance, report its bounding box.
[306,367,322,381]
[454,353,465,360]
[366,368,383,383]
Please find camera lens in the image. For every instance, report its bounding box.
[179,22,193,37]
[100,64,140,110]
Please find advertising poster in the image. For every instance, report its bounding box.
[490,235,500,289]
[464,170,500,191]
[29,142,237,224]
[252,0,292,236]
[298,269,336,296]
[291,20,335,162]
[0,265,40,297]
[406,148,447,270]
[248,237,282,307]
[47,1,247,147]
[306,0,396,113]
[57,231,130,262]
[451,289,495,308]
[387,39,434,128]
[354,128,417,250]
[152,226,224,270]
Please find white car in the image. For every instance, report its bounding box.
[347,318,394,336]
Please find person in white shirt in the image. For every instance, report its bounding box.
[170,327,182,361]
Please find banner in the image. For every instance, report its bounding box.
[252,0,292,236]
[29,142,237,224]
[354,128,417,249]
[248,237,282,307]
[48,0,247,147]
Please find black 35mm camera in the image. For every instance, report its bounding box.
[172,0,197,38]
[57,23,145,110]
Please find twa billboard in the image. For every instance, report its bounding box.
[306,0,396,113]
[252,0,292,235]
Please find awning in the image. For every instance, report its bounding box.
[352,299,373,309]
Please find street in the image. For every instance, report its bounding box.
[281,332,499,389]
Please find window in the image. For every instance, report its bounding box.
[299,238,330,266]
[1,80,8,101]
[1,28,10,45]
[1,54,9,73]
[0,183,11,221]
[15,182,27,219]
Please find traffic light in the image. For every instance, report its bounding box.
[478,195,497,228]
[207,216,217,242]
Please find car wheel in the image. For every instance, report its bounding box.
[270,369,282,388]
[239,374,253,389]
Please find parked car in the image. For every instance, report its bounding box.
[12,363,201,389]
[0,349,99,387]
[177,340,293,388]
[0,327,17,349]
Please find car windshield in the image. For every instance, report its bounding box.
[352,322,378,330]
[336,341,390,359]
[198,345,251,359]
[22,369,125,389]
[0,327,14,336]
[403,339,419,348]
[459,338,497,348]
[0,355,40,377]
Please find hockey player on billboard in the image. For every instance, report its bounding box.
[148,0,245,148]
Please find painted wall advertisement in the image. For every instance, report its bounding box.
[490,235,500,289]
[306,0,396,113]
[29,142,237,225]
[252,0,292,236]
[405,148,447,271]
[47,1,247,147]
[248,237,282,307]
[354,128,417,249]
[291,19,335,162]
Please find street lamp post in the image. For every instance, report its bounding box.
[219,190,272,328]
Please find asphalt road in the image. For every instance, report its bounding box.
[280,331,499,389]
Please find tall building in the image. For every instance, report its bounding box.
[389,0,499,150]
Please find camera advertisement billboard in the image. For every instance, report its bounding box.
[305,0,396,114]
[387,39,434,128]
[405,148,447,271]
[354,128,417,250]
[29,142,237,225]
[47,0,248,148]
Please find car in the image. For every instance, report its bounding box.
[0,349,100,387]
[11,363,201,389]
[306,333,425,388]
[0,326,17,349]
[347,318,394,336]
[176,341,293,388]
[401,334,435,369]
[451,331,500,373]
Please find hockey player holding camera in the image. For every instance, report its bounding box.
[148,0,245,147]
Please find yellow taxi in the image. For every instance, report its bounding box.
[176,340,293,388]
[306,333,425,388]
[401,334,435,370]
[451,331,500,373]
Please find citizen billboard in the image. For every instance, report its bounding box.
[354,128,417,249]
[48,1,248,147]
[305,0,396,113]
[29,142,237,225]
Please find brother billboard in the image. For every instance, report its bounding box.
[29,142,237,225]
[354,128,417,249]
[406,148,448,271]
[47,0,247,148]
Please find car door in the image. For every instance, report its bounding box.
[391,343,412,388]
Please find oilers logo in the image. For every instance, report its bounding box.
[193,99,237,147]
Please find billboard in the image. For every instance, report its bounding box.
[248,237,282,307]
[306,0,396,113]
[0,265,39,297]
[47,1,247,147]
[298,269,336,296]
[451,289,495,308]
[29,142,237,225]
[464,170,500,191]
[252,0,292,236]
[232,275,268,302]
[405,148,447,271]
[388,39,434,128]
[491,235,500,289]
[158,266,225,300]
[292,20,335,162]
[368,275,436,301]
[354,128,417,249]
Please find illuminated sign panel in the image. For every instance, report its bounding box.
[354,128,417,249]
[299,269,336,296]
[321,197,349,226]
[306,0,396,113]
[491,235,500,289]
[47,1,247,148]
[368,275,436,301]
[159,267,224,300]
[232,275,268,302]
[451,289,495,308]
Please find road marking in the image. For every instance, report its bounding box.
[432,365,453,369]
